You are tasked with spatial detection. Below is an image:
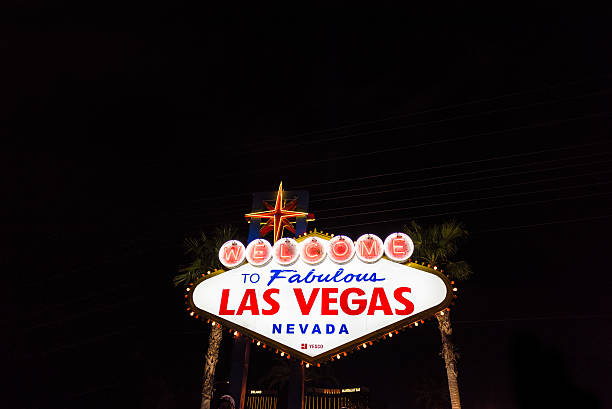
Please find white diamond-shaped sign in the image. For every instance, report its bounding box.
[188,235,451,364]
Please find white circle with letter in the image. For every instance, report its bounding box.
[383,232,414,262]
[273,238,299,265]
[245,239,273,266]
[218,240,246,268]
[328,235,355,264]
[299,237,328,265]
[355,234,384,263]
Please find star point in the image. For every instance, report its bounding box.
[245,182,312,242]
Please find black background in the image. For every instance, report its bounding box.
[3,3,612,409]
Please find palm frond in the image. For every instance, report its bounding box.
[208,225,242,270]
[445,260,473,280]
[436,221,467,258]
[404,220,473,279]
[174,225,243,288]
[173,270,202,287]
[403,221,425,258]
[183,232,209,258]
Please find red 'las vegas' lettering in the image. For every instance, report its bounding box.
[339,287,367,315]
[367,287,393,315]
[220,286,415,317]
[262,289,280,315]
[219,289,235,315]
[219,288,280,315]
[393,287,414,315]
[293,288,320,314]
[321,288,338,315]
[236,289,259,315]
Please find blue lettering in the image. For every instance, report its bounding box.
[271,323,349,334]
[288,274,301,283]
[267,268,385,286]
[367,273,384,282]
[267,269,296,286]
[304,269,316,283]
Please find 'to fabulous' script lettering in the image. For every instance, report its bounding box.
[266,268,385,286]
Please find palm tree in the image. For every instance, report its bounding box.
[403,220,473,409]
[175,225,241,409]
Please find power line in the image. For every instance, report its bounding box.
[312,149,612,198]
[254,111,612,173]
[321,190,612,231]
[473,214,612,234]
[315,167,612,213]
[179,165,612,227]
[316,178,612,221]
[236,71,612,148]
[178,151,612,218]
[294,136,612,190]
[175,111,612,191]
[135,72,612,174]
[184,189,612,231]
[185,138,612,205]
[244,88,612,155]
[311,155,612,202]
[317,179,612,221]
[183,159,612,220]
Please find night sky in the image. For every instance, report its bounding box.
[3,3,612,409]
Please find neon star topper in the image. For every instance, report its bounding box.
[244,182,314,243]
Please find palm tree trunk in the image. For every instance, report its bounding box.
[201,324,223,409]
[436,311,461,409]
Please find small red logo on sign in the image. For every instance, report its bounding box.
[301,343,307,349]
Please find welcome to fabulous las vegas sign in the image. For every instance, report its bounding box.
[186,230,453,365]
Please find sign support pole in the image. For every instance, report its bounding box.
[231,184,311,409]
[287,361,304,409]
[228,335,251,409]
